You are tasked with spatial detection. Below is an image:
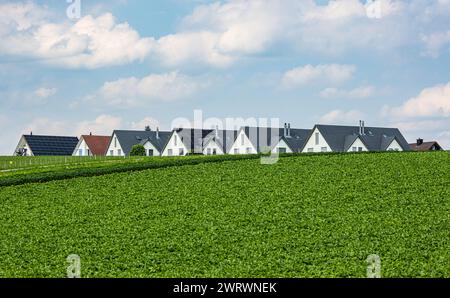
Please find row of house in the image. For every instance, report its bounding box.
[14,121,443,157]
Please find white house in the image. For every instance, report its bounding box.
[106,128,171,157]
[72,134,111,156]
[14,134,79,156]
[301,122,410,153]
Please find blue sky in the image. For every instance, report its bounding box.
[0,0,449,154]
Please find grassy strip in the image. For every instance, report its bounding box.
[0,154,262,187]
[0,150,433,188]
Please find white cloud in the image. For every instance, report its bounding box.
[130,117,162,131]
[320,86,375,99]
[421,31,450,58]
[75,115,123,136]
[386,82,450,118]
[154,31,234,68]
[35,87,57,98]
[0,3,154,69]
[319,109,366,125]
[89,72,207,107]
[282,64,356,88]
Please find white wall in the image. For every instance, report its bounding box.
[229,129,257,154]
[73,138,91,156]
[143,141,160,156]
[14,136,33,156]
[386,139,403,151]
[302,128,332,153]
[203,140,224,155]
[162,132,188,156]
[271,139,293,153]
[347,137,368,152]
[106,134,125,156]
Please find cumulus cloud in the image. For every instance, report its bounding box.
[75,115,123,136]
[319,109,366,125]
[35,87,57,98]
[320,86,375,99]
[0,1,447,68]
[130,117,162,131]
[88,72,207,107]
[421,31,450,57]
[386,82,450,118]
[0,2,154,69]
[282,64,356,88]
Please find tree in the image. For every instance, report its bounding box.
[130,144,146,156]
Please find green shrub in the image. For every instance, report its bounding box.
[130,144,146,156]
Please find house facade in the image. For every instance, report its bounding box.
[229,124,311,154]
[73,135,111,156]
[14,134,79,156]
[106,128,171,157]
[409,139,444,151]
[301,122,410,153]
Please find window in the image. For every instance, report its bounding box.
[307,148,313,153]
[179,148,184,156]
[213,149,217,155]
[174,135,178,146]
[352,147,357,152]
[278,148,287,154]
[358,147,363,152]
[79,149,83,156]
[148,149,154,156]
[110,150,114,156]
[234,148,239,154]
[114,137,117,148]
[87,149,90,156]
[321,147,327,152]
[168,149,173,156]
[117,149,122,156]
[241,134,245,146]
[207,148,212,155]
[315,132,320,145]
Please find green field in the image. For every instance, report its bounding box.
[0,152,448,277]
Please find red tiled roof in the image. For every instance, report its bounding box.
[409,141,442,151]
[82,135,111,156]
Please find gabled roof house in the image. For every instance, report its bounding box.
[73,134,111,156]
[301,122,410,153]
[202,129,239,155]
[409,139,444,151]
[229,124,311,154]
[106,128,171,156]
[14,134,79,156]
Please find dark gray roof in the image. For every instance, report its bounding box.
[112,130,171,155]
[175,128,214,153]
[243,127,311,153]
[309,125,410,152]
[203,130,239,153]
[23,135,79,156]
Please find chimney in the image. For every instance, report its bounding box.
[417,138,423,146]
[89,132,92,136]
[284,123,287,137]
[215,125,219,139]
[288,123,291,137]
[156,127,160,139]
[362,121,365,135]
[145,125,151,131]
[358,120,362,135]
[30,131,33,136]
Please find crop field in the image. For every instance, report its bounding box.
[0,155,133,171]
[0,151,448,277]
